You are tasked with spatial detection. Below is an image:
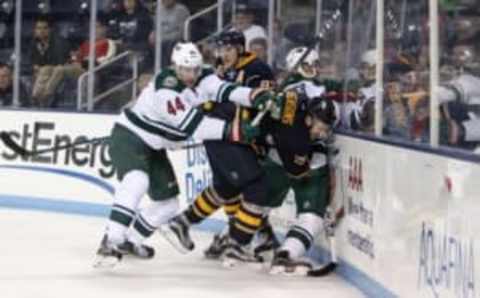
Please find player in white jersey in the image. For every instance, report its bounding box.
[343,49,377,131]
[159,46,341,265]
[94,42,273,268]
[437,43,480,149]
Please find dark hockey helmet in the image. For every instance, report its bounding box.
[216,30,246,48]
[308,98,339,127]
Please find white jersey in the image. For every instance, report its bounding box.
[439,74,480,142]
[283,77,326,101]
[343,83,376,129]
[438,74,480,105]
[117,68,254,149]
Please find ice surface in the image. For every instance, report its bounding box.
[0,210,365,298]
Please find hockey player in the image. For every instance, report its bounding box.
[167,46,340,268]
[94,42,274,267]
[243,47,340,273]
[267,98,339,275]
[204,30,278,259]
[161,30,276,262]
[438,43,480,150]
[344,49,377,131]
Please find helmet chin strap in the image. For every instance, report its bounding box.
[298,66,317,79]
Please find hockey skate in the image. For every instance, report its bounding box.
[204,233,228,260]
[121,240,155,259]
[253,222,280,258]
[159,215,195,254]
[93,235,125,268]
[269,250,313,276]
[221,238,264,268]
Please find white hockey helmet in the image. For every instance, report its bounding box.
[171,42,203,68]
[359,49,377,82]
[286,47,320,78]
[171,42,203,86]
[361,49,377,66]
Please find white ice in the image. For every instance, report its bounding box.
[0,209,365,298]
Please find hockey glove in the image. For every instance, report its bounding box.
[270,91,298,125]
[223,107,260,144]
[250,88,275,111]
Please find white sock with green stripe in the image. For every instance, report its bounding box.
[282,213,323,259]
[127,197,179,245]
[106,170,149,245]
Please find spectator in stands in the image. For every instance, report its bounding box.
[159,0,190,43]
[30,16,71,107]
[271,18,294,72]
[0,63,30,107]
[410,98,430,143]
[383,81,411,139]
[316,51,340,80]
[232,4,266,51]
[115,0,152,52]
[147,0,190,69]
[248,37,267,62]
[32,17,117,106]
[451,12,480,45]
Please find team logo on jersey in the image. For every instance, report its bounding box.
[164,76,178,88]
[281,91,298,126]
[348,156,363,192]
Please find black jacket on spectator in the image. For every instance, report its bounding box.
[0,83,30,107]
[116,6,152,51]
[30,36,71,67]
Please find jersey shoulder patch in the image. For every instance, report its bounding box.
[283,73,308,88]
[155,68,185,92]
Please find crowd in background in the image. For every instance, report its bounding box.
[0,0,478,153]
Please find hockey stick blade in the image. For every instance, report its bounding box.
[0,131,30,156]
[307,262,337,277]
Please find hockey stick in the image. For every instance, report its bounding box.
[307,147,346,277]
[0,131,205,157]
[307,206,344,277]
[251,100,273,127]
[250,9,344,127]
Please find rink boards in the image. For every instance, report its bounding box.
[0,110,478,298]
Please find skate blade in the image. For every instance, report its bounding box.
[221,256,238,268]
[93,255,121,269]
[269,264,311,276]
[269,265,286,275]
[203,251,223,260]
[158,226,190,254]
[221,255,264,270]
[255,249,275,263]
